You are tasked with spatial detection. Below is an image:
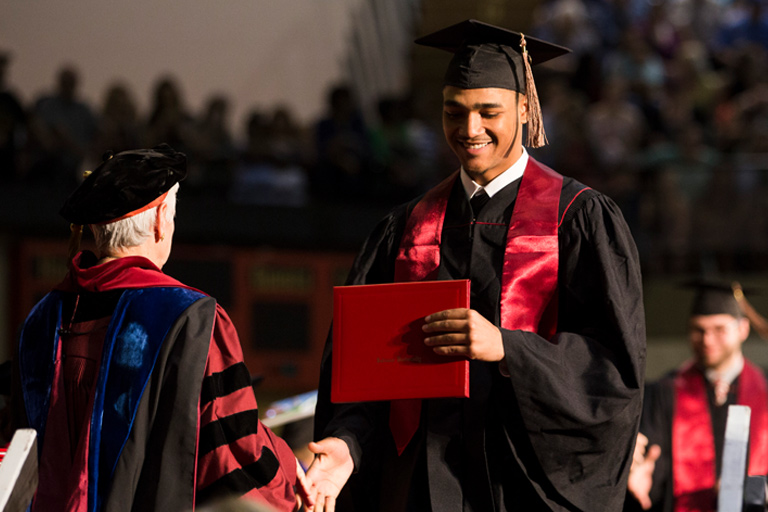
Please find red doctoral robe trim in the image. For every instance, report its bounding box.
[56,253,198,293]
[389,158,563,455]
[672,360,768,512]
[48,253,298,511]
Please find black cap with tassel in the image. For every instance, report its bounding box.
[414,19,570,148]
[684,278,768,340]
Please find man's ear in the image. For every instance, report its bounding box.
[519,93,529,124]
[738,317,751,343]
[155,203,168,242]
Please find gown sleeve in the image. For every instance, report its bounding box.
[196,304,298,511]
[314,205,410,470]
[638,377,675,512]
[501,192,646,511]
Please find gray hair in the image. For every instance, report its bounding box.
[91,183,179,255]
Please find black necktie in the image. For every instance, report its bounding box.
[470,189,490,214]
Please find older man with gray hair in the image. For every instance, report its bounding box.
[13,144,310,512]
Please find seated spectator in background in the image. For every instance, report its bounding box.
[716,0,768,55]
[585,75,647,225]
[0,51,26,183]
[13,145,309,511]
[530,0,602,75]
[195,94,237,193]
[230,108,309,207]
[311,84,372,200]
[369,95,439,203]
[668,0,724,52]
[91,82,143,161]
[29,65,97,188]
[586,75,646,174]
[533,79,596,183]
[626,279,768,511]
[264,106,310,173]
[639,2,681,60]
[603,27,666,107]
[145,76,195,155]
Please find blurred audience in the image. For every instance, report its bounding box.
[4,0,768,276]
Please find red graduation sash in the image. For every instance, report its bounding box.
[672,360,768,511]
[389,158,563,455]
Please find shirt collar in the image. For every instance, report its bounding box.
[704,354,745,386]
[460,148,529,199]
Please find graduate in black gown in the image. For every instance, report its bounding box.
[625,281,768,512]
[307,20,646,512]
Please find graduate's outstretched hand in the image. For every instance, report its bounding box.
[305,437,354,512]
[627,432,661,510]
[422,308,504,361]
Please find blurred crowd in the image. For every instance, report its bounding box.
[1,0,768,277]
[0,56,445,211]
[529,0,768,276]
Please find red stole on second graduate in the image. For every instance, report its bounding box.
[672,360,768,512]
[389,158,563,455]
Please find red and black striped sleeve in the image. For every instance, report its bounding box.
[196,304,297,511]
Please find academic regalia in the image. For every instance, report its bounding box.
[15,252,298,512]
[315,156,646,511]
[14,144,298,511]
[624,280,768,512]
[626,361,768,512]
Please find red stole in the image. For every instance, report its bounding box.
[389,158,563,455]
[672,360,768,512]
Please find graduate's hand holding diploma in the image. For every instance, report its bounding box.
[305,437,354,512]
[305,306,501,511]
[422,308,504,361]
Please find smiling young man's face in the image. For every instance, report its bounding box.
[442,85,527,186]
[688,313,750,373]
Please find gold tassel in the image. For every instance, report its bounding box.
[520,33,548,148]
[68,223,83,262]
[733,282,768,340]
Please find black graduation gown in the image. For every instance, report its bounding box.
[315,170,646,512]
[623,368,756,512]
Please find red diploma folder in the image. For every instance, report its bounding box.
[331,279,470,403]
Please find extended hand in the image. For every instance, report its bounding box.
[305,437,354,512]
[627,432,661,510]
[295,458,314,511]
[422,308,504,361]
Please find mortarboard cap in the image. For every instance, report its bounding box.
[685,278,748,318]
[60,143,186,226]
[684,278,768,339]
[415,19,570,148]
[415,19,570,90]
